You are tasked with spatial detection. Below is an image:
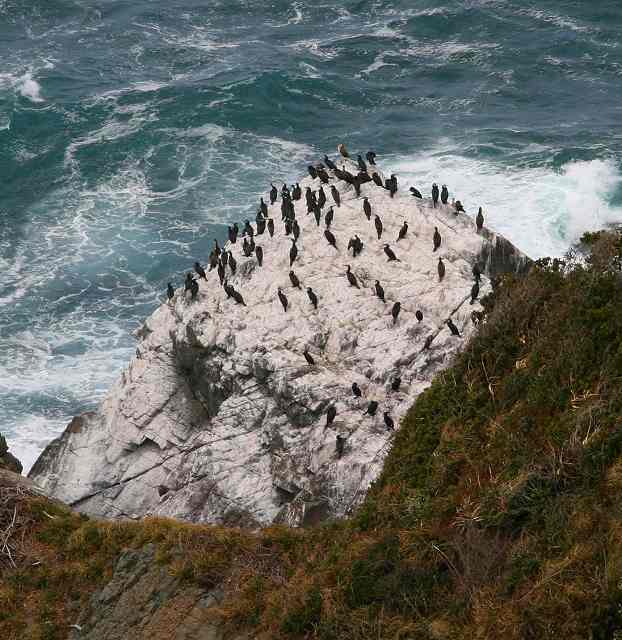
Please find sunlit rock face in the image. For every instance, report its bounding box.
[30,157,529,526]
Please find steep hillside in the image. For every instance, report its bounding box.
[3,231,622,640]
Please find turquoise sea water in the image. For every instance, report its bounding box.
[2,0,622,469]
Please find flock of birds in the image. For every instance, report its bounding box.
[165,145,486,458]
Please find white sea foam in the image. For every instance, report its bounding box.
[0,69,44,102]
[388,147,622,258]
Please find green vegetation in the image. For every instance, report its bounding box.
[2,231,622,639]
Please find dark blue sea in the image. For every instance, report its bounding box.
[2,0,622,469]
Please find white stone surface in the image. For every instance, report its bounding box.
[30,158,528,526]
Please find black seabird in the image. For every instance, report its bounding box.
[437,257,445,281]
[268,218,275,237]
[326,405,337,426]
[473,263,481,283]
[270,183,278,205]
[391,301,401,325]
[308,165,318,180]
[243,220,254,237]
[228,251,237,274]
[324,229,337,248]
[307,287,318,309]
[217,261,225,285]
[374,280,385,302]
[366,150,377,165]
[415,309,423,323]
[292,219,301,241]
[194,262,207,280]
[357,155,367,172]
[374,215,383,240]
[303,349,315,366]
[324,155,337,171]
[446,318,461,336]
[346,265,359,288]
[391,377,401,392]
[409,186,422,198]
[277,287,288,312]
[397,221,408,241]
[289,270,301,289]
[352,382,362,398]
[231,289,246,306]
[433,227,442,252]
[476,207,484,232]
[318,186,327,209]
[470,281,480,304]
[363,197,371,220]
[441,184,449,205]
[383,412,395,431]
[372,173,383,187]
[255,245,263,267]
[336,434,345,458]
[260,198,268,217]
[289,240,298,267]
[330,185,341,207]
[384,244,399,262]
[257,218,266,235]
[432,183,439,207]
[190,278,199,300]
[167,283,175,301]
[313,206,321,226]
[364,400,379,416]
[325,206,334,228]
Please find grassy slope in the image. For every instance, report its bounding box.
[2,231,622,640]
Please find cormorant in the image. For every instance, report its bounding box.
[217,261,225,285]
[324,155,337,171]
[255,245,263,267]
[268,218,275,237]
[194,262,207,280]
[307,287,318,309]
[167,283,175,301]
[357,155,367,172]
[476,207,484,232]
[409,187,423,198]
[289,271,301,289]
[470,281,480,304]
[228,251,237,274]
[446,318,461,336]
[366,150,377,165]
[374,280,385,302]
[391,301,401,325]
[313,206,321,226]
[270,183,278,205]
[331,185,341,207]
[318,186,327,209]
[326,405,337,426]
[190,278,199,300]
[277,287,288,312]
[432,183,439,208]
[184,273,194,292]
[374,215,383,240]
[336,434,345,458]
[415,310,423,323]
[455,200,465,213]
[257,218,266,235]
[325,206,334,228]
[346,265,359,288]
[473,263,481,283]
[308,165,318,180]
[384,244,399,262]
[437,257,445,281]
[290,240,298,267]
[303,349,315,366]
[231,289,246,306]
[260,198,268,217]
[292,220,301,241]
[397,221,408,241]
[364,400,379,416]
[228,225,237,244]
[243,220,254,237]
[352,382,362,398]
[324,229,337,248]
[433,227,442,252]
[372,173,383,187]
[363,197,372,220]
[383,412,395,431]
[441,185,449,205]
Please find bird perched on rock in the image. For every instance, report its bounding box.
[313,206,321,227]
[374,215,383,240]
[325,206,334,228]
[476,207,484,232]
[326,405,337,426]
[324,229,337,248]
[346,265,360,288]
[391,301,401,325]
[409,186,423,198]
[228,251,237,275]
[292,219,300,241]
[415,310,423,323]
[307,287,318,309]
[267,218,275,237]
[260,197,268,217]
[303,349,315,365]
[348,235,363,257]
[364,400,379,416]
[317,167,330,183]
[336,434,346,458]
[167,283,175,301]
[338,143,349,158]
[277,287,288,312]
[433,227,442,252]
[324,155,337,171]
[194,262,207,280]
[270,183,278,205]
[372,172,384,187]
[255,245,263,267]
[217,260,225,285]
[289,239,298,267]
[330,185,341,207]
[363,197,372,220]
[386,174,397,197]
[257,218,266,235]
[397,221,408,241]
[289,271,301,289]
[352,382,362,398]
[437,257,445,281]
[308,165,318,180]
[231,289,246,306]
[374,280,385,302]
[243,220,254,237]
[446,318,461,336]
[384,244,400,262]
[316,186,326,209]
[441,184,449,205]
[470,281,480,304]
[391,377,401,392]
[292,183,302,200]
[366,150,377,165]
[383,412,395,431]
[228,225,237,244]
[357,155,367,172]
[432,183,439,207]
[189,278,199,300]
[455,200,465,213]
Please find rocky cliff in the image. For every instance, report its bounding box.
[30,157,529,526]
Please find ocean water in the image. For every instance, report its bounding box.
[1,0,622,471]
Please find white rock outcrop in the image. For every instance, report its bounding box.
[30,158,529,526]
